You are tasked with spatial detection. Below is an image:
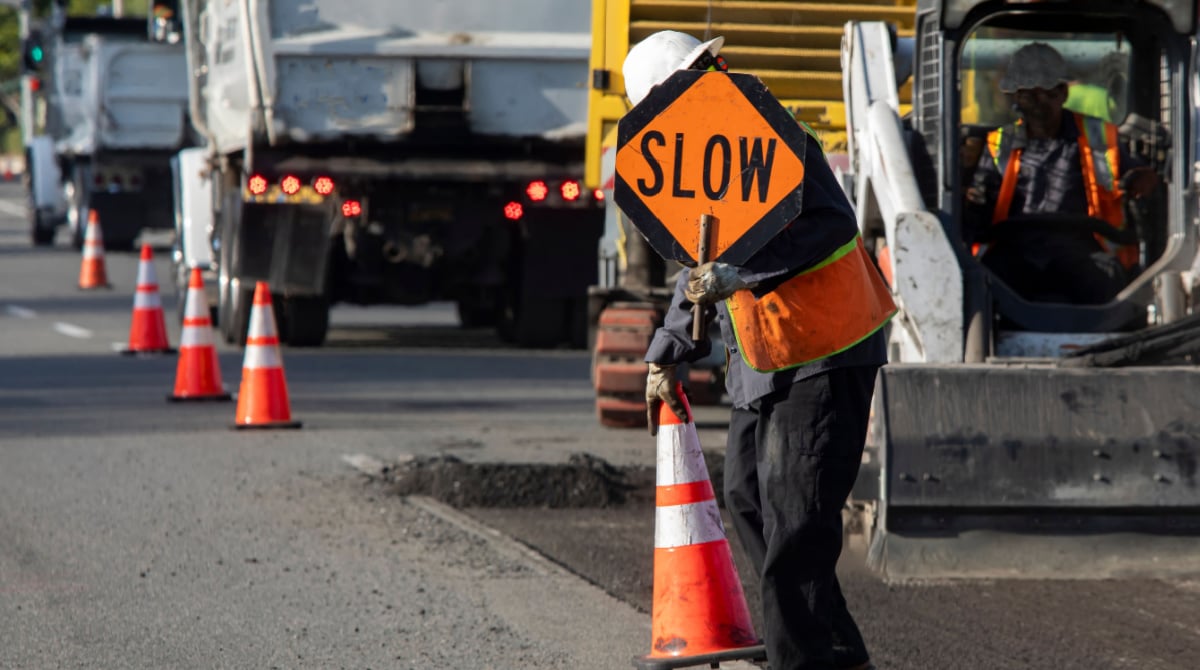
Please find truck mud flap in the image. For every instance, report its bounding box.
[864,364,1200,580]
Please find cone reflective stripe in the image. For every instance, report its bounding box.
[169,268,231,401]
[635,384,764,670]
[234,282,301,429]
[78,211,110,290]
[121,244,173,355]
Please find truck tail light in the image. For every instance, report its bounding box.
[280,175,301,195]
[248,174,268,196]
[560,180,581,202]
[341,200,362,217]
[593,188,605,201]
[525,180,549,202]
[313,176,335,195]
[504,201,523,220]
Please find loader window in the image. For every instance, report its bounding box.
[960,29,1131,127]
[957,26,1154,308]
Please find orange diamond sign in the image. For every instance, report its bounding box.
[615,70,808,265]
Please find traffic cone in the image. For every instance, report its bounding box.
[168,268,231,402]
[234,281,301,429]
[120,244,174,355]
[634,384,765,670]
[78,210,111,290]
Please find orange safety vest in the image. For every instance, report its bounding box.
[725,236,897,373]
[986,114,1137,268]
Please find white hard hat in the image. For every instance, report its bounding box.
[999,42,1069,93]
[623,31,725,106]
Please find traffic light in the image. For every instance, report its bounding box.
[23,31,45,73]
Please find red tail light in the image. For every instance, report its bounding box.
[341,200,362,217]
[560,180,581,202]
[525,180,549,202]
[248,174,268,196]
[503,201,523,221]
[313,176,334,195]
[281,175,301,195]
[593,188,605,201]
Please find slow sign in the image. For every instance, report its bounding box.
[614,70,809,265]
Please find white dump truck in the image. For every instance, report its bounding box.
[174,0,603,346]
[28,11,190,250]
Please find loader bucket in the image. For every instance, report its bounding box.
[862,364,1200,581]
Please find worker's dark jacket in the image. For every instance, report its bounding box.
[644,138,887,409]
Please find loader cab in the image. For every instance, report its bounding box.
[920,0,1195,352]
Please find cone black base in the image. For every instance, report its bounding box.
[120,347,177,356]
[233,420,303,430]
[633,644,766,670]
[168,392,233,403]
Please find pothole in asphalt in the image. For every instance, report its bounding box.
[364,451,729,509]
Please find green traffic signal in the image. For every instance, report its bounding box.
[30,46,43,63]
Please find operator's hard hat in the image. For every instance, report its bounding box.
[623,31,725,106]
[999,42,1069,93]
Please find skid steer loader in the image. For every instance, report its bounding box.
[843,0,1200,580]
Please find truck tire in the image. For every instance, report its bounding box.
[30,211,55,246]
[218,279,252,346]
[216,215,251,345]
[507,297,568,348]
[592,303,661,428]
[456,294,501,329]
[279,295,329,347]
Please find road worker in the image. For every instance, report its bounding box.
[965,42,1157,305]
[625,30,894,670]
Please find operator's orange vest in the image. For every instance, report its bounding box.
[725,236,896,373]
[986,113,1137,268]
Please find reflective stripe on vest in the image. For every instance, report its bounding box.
[725,236,897,373]
[986,114,1135,267]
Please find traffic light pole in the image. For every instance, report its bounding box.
[14,0,34,147]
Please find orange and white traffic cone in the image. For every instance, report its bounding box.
[78,210,111,290]
[169,268,231,402]
[634,384,765,670]
[121,244,174,355]
[234,281,301,429]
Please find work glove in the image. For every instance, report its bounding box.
[685,262,751,304]
[646,363,689,437]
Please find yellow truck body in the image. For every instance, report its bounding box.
[585,0,917,189]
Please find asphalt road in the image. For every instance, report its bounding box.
[2,180,1199,669]
[0,181,673,669]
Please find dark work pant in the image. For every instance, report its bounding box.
[725,366,878,670]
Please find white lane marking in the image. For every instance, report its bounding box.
[53,322,93,339]
[6,305,36,319]
[0,200,26,218]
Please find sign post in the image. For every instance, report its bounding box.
[692,213,715,341]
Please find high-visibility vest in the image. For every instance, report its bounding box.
[725,236,897,373]
[986,113,1137,268]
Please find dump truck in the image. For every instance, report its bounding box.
[27,8,190,250]
[841,0,1200,579]
[585,0,917,427]
[173,0,603,347]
